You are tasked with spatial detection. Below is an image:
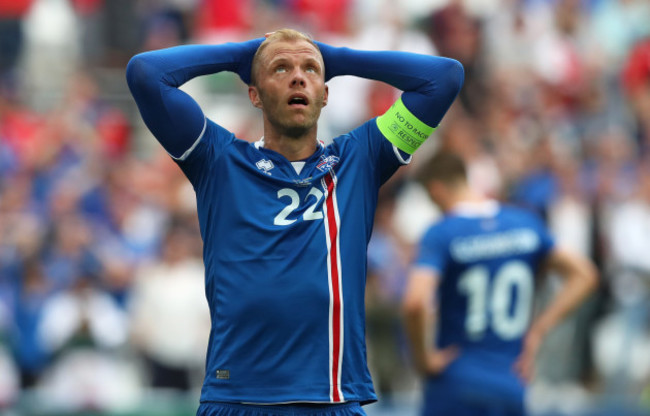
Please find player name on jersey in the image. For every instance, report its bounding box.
[450,229,540,262]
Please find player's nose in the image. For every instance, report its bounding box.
[290,70,306,87]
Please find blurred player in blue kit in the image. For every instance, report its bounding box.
[126,29,463,415]
[403,151,597,416]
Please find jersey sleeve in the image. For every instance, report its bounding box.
[522,209,556,263]
[414,224,449,278]
[173,119,237,188]
[334,119,411,189]
[536,218,556,259]
[316,42,464,154]
[125,39,262,159]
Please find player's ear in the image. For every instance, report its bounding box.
[249,86,263,109]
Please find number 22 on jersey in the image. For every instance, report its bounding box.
[274,187,324,226]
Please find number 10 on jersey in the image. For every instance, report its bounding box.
[457,260,534,341]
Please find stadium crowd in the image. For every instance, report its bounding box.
[0,0,649,414]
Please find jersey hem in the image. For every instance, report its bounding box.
[199,384,377,406]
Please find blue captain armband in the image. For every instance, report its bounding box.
[376,98,435,154]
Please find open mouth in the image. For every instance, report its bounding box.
[288,94,309,107]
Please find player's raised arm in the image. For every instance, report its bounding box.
[315,42,464,154]
[125,39,263,158]
[515,247,598,381]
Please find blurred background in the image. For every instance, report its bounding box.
[0,0,649,415]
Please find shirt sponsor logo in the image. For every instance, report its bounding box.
[256,159,274,175]
[293,178,313,187]
[316,155,340,172]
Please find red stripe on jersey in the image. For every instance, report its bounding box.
[323,172,344,403]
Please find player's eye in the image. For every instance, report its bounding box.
[275,66,287,73]
[305,66,318,74]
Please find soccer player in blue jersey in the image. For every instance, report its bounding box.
[402,151,598,416]
[126,29,463,415]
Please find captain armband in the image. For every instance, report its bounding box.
[376,98,435,154]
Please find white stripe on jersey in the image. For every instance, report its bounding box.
[322,171,345,403]
[172,117,207,161]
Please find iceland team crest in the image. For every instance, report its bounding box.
[316,155,340,172]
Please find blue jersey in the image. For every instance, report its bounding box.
[125,37,463,409]
[414,201,555,415]
[176,117,408,405]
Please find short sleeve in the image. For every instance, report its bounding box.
[523,209,556,262]
[536,219,556,259]
[414,225,449,277]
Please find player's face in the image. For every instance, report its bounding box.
[249,40,328,137]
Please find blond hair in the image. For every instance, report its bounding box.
[250,28,322,86]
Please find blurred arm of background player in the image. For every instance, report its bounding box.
[402,267,459,376]
[514,248,598,382]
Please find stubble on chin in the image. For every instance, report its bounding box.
[283,123,315,139]
[268,107,322,139]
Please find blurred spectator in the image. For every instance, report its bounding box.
[592,161,650,400]
[128,221,209,392]
[584,128,638,205]
[0,0,33,80]
[40,216,101,293]
[38,274,129,355]
[194,0,253,42]
[622,36,650,152]
[606,163,650,308]
[0,343,19,409]
[37,346,143,413]
[35,273,139,413]
[289,0,352,34]
[508,133,560,219]
[138,0,192,52]
[439,114,503,199]
[0,88,43,171]
[425,1,488,116]
[10,258,54,389]
[69,0,106,65]
[532,154,602,407]
[366,180,415,403]
[33,275,138,412]
[590,0,650,72]
[21,0,81,110]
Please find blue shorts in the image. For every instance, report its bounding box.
[197,402,366,416]
[421,356,525,416]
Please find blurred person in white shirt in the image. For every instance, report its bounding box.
[129,220,210,392]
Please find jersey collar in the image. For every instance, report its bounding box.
[254,137,325,150]
[450,200,500,218]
